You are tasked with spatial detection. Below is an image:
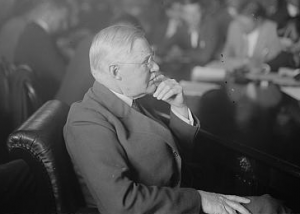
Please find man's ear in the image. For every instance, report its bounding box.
[109,65,122,80]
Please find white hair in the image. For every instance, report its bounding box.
[89,24,145,78]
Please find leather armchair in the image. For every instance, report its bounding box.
[6,100,86,213]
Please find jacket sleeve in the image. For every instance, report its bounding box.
[264,21,283,61]
[169,110,200,158]
[64,108,202,214]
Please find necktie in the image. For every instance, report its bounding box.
[132,99,143,113]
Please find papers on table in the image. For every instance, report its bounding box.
[245,72,300,87]
[191,66,226,82]
[180,80,220,96]
[190,65,300,100]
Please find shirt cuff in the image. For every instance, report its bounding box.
[171,107,194,126]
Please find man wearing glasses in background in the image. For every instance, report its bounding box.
[64,25,291,214]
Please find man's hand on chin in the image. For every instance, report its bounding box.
[153,76,189,119]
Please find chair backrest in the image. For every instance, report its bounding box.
[6,100,85,213]
[8,63,43,128]
[0,58,11,113]
[0,58,11,161]
[0,58,43,142]
[0,58,13,146]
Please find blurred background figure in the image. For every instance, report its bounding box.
[193,0,233,64]
[13,0,71,102]
[0,0,38,63]
[149,0,183,55]
[269,0,300,31]
[213,0,283,72]
[0,0,72,148]
[272,0,300,49]
[57,0,112,60]
[265,0,300,71]
[162,1,183,39]
[156,0,203,64]
[155,0,233,67]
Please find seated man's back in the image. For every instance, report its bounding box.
[14,1,70,101]
[14,22,66,101]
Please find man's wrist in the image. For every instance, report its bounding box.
[171,105,189,120]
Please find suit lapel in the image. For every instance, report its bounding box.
[126,100,179,152]
[90,82,179,152]
[139,104,178,147]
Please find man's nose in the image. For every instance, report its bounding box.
[150,62,159,72]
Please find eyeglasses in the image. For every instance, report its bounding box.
[114,54,156,69]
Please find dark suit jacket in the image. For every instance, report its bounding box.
[268,0,290,30]
[64,82,202,214]
[159,8,232,66]
[14,22,66,101]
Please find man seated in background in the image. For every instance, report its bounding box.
[156,0,204,65]
[269,0,300,32]
[210,1,282,72]
[156,0,232,67]
[267,0,300,71]
[13,0,70,102]
[64,25,292,214]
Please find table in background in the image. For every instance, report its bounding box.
[186,77,300,212]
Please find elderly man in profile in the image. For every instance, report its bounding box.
[64,25,290,214]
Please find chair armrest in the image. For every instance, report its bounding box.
[7,100,85,213]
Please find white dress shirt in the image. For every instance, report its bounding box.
[246,29,259,57]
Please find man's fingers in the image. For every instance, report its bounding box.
[152,74,165,87]
[224,204,237,214]
[155,84,181,101]
[224,195,251,204]
[152,78,186,107]
[153,79,177,99]
[155,84,171,99]
[161,86,182,101]
[161,89,176,101]
[153,80,166,97]
[225,200,251,214]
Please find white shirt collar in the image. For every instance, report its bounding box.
[110,90,133,107]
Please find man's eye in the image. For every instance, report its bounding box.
[142,59,149,66]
